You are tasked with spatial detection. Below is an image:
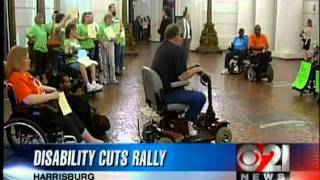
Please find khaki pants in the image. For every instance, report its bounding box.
[99,41,116,83]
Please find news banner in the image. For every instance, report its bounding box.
[3,144,320,180]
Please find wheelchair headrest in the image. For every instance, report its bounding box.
[141,66,163,110]
[6,83,18,113]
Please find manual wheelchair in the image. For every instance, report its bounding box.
[139,66,232,143]
[3,83,77,145]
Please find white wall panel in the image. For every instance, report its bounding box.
[15,9,37,26]
[16,27,30,46]
[15,0,36,8]
[14,0,37,47]
[45,0,54,23]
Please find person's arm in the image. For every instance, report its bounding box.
[55,14,71,30]
[23,92,59,105]
[264,35,269,50]
[178,67,202,81]
[26,26,36,40]
[42,85,57,93]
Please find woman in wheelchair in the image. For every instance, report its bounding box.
[64,23,103,93]
[6,46,104,143]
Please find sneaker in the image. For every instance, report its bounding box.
[87,84,95,93]
[221,68,230,75]
[110,79,119,84]
[234,66,239,73]
[93,83,103,91]
[102,79,109,85]
[188,122,198,136]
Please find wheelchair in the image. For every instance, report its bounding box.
[244,51,274,82]
[226,45,249,74]
[3,83,77,146]
[139,66,232,143]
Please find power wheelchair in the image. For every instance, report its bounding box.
[139,66,232,143]
[226,44,250,74]
[244,51,274,82]
[3,83,77,145]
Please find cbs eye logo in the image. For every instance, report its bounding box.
[237,144,290,172]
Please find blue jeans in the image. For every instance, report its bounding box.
[115,43,124,73]
[163,89,206,122]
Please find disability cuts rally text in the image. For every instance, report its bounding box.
[33,150,167,167]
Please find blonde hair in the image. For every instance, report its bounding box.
[6,46,29,76]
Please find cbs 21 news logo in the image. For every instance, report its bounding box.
[237,144,290,180]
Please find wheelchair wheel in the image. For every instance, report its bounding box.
[215,127,232,143]
[266,65,274,82]
[4,118,48,145]
[246,67,256,81]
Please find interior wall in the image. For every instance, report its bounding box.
[14,0,37,47]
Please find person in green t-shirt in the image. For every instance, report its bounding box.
[64,23,103,93]
[109,3,125,77]
[98,13,118,85]
[26,13,50,84]
[77,12,95,60]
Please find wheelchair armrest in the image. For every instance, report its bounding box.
[170,80,190,88]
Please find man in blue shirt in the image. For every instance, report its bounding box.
[221,28,248,74]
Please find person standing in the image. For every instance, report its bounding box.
[178,7,192,64]
[142,17,149,41]
[98,13,117,85]
[147,15,151,41]
[26,14,50,84]
[78,12,95,60]
[109,3,125,78]
[301,19,313,60]
[158,7,172,42]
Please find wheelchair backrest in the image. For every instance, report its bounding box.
[141,66,163,110]
[7,83,18,114]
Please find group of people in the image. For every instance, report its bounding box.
[133,16,151,42]
[5,3,131,143]
[221,24,271,81]
[26,3,126,94]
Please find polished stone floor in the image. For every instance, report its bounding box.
[3,42,320,143]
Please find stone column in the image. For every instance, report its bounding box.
[255,0,276,50]
[237,0,255,34]
[122,0,138,56]
[197,0,221,53]
[273,0,303,59]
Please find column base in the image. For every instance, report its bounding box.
[272,51,304,60]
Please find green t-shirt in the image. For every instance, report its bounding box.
[26,24,50,52]
[77,23,95,49]
[98,23,116,42]
[64,38,81,64]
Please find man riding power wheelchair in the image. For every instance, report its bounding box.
[4,46,104,145]
[221,28,249,75]
[139,24,232,143]
[244,25,274,82]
